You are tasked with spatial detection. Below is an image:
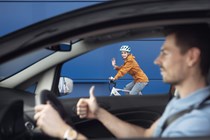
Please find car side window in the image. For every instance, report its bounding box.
[24,83,37,94]
[60,39,170,98]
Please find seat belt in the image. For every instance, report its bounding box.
[160,94,210,136]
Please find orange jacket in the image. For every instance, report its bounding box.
[114,54,149,83]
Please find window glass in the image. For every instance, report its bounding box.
[60,38,170,98]
[0,49,54,81]
[25,83,37,94]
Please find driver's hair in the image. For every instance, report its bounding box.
[163,23,210,79]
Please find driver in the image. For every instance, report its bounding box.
[34,24,210,139]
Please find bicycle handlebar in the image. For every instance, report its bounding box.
[108,79,116,92]
[109,79,116,85]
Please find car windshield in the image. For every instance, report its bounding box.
[0,48,55,81]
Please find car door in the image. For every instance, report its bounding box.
[58,94,169,139]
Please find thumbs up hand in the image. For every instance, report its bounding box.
[76,86,99,119]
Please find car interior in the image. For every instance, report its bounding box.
[0,0,210,140]
[1,26,210,140]
[0,27,172,140]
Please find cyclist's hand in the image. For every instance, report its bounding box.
[109,76,115,81]
[76,86,99,119]
[111,58,116,67]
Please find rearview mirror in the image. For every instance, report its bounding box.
[58,77,73,96]
[47,42,72,51]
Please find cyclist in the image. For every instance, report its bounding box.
[109,45,149,95]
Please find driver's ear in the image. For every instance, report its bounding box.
[187,47,200,67]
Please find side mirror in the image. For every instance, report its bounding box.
[58,77,73,96]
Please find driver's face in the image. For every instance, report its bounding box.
[154,33,189,85]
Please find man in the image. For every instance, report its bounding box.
[34,23,210,139]
[110,45,149,95]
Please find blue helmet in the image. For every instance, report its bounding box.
[120,45,131,52]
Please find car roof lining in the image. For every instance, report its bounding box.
[80,18,210,47]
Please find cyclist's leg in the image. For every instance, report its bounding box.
[124,81,135,95]
[130,82,148,95]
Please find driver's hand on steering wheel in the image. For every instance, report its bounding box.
[34,102,70,139]
[77,86,100,119]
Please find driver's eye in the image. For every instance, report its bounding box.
[160,51,167,56]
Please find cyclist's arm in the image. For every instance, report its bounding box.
[96,107,158,138]
[114,60,133,80]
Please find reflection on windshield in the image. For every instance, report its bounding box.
[0,49,54,81]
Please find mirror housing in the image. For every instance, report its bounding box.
[47,42,72,51]
[58,77,73,96]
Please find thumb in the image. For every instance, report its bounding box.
[89,85,95,99]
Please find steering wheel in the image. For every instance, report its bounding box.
[32,90,75,139]
[36,89,74,126]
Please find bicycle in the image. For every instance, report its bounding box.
[108,80,130,96]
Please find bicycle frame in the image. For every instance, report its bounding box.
[110,87,130,96]
[109,80,143,96]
